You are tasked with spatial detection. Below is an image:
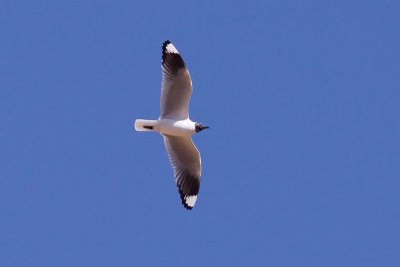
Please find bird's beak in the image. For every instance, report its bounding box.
[195,123,210,132]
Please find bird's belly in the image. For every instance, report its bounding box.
[156,119,195,136]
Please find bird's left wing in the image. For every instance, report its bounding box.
[163,135,201,210]
[160,40,193,120]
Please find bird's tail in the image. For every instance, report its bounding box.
[134,119,158,131]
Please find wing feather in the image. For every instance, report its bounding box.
[163,135,201,210]
[160,40,192,120]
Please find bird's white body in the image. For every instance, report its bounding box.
[135,118,196,136]
[157,118,196,136]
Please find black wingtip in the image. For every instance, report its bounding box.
[178,188,194,210]
[161,40,185,71]
[175,171,200,210]
[162,40,171,49]
[179,193,193,210]
[162,40,172,63]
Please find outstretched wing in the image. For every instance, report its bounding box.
[163,135,201,210]
[160,40,192,120]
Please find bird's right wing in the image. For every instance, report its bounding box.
[160,40,193,120]
[163,135,201,210]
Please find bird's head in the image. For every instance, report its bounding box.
[195,122,209,133]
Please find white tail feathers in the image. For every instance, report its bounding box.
[134,119,158,131]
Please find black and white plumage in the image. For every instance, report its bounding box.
[134,40,208,210]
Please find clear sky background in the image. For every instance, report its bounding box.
[1,0,399,266]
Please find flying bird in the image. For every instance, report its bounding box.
[134,40,209,210]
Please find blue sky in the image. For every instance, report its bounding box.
[1,0,399,266]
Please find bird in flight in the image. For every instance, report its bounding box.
[134,40,209,210]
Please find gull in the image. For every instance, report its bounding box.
[134,40,209,210]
